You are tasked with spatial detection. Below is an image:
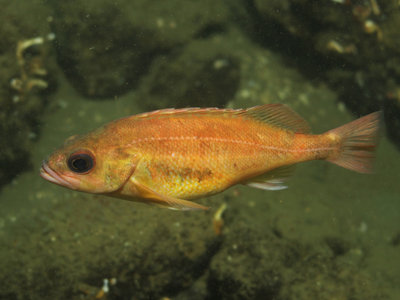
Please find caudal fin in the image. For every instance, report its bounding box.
[327,111,381,173]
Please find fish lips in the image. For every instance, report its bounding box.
[40,161,78,190]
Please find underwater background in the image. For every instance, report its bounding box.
[0,0,399,299]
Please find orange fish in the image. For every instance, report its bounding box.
[40,104,380,210]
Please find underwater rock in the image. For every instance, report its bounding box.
[208,222,387,300]
[247,0,400,149]
[139,38,240,109]
[0,1,56,189]
[0,195,220,299]
[208,226,282,299]
[50,0,159,98]
[49,0,231,98]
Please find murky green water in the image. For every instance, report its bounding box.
[0,1,399,299]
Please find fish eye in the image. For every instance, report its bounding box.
[67,151,95,174]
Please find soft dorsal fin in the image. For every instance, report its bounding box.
[240,104,311,134]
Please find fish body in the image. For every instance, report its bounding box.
[40,104,380,210]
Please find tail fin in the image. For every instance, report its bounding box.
[327,111,381,173]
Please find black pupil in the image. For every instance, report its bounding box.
[68,154,93,173]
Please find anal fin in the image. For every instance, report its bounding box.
[243,165,295,191]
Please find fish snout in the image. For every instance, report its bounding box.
[40,161,78,190]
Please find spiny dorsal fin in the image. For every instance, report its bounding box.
[133,104,310,134]
[241,104,311,134]
[135,107,244,120]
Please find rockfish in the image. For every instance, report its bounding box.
[40,104,380,210]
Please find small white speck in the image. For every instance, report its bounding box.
[299,94,310,106]
[12,95,20,103]
[337,102,346,112]
[240,89,250,98]
[57,100,68,109]
[47,32,56,41]
[213,59,228,70]
[156,18,164,28]
[102,279,109,293]
[359,221,368,233]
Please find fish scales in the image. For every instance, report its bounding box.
[127,114,292,199]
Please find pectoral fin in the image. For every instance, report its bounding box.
[133,179,209,211]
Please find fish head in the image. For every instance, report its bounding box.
[40,133,137,194]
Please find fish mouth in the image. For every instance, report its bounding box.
[40,161,78,190]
